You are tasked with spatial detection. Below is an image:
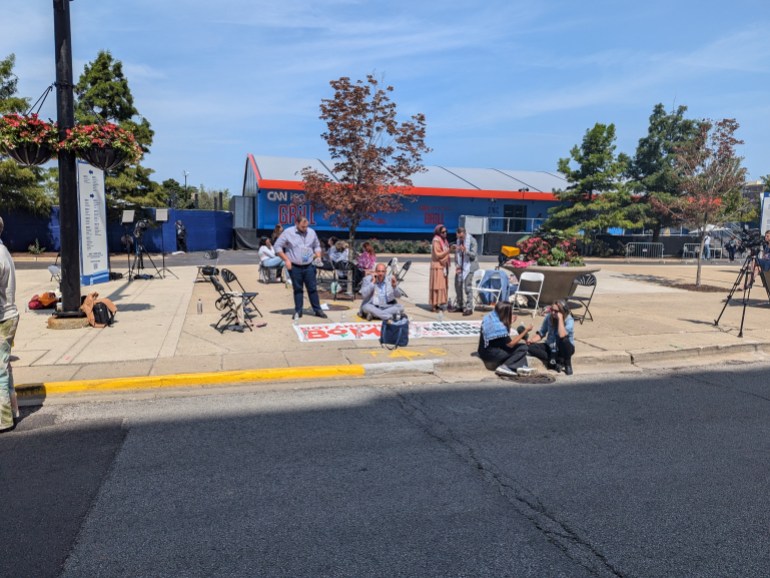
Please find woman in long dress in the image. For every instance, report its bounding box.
[429,224,451,311]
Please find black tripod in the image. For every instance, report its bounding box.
[714,252,770,337]
[130,237,162,280]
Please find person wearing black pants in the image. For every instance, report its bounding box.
[274,217,328,321]
[527,299,576,375]
[478,301,533,377]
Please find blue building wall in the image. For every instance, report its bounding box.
[0,208,233,253]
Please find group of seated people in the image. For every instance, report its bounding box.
[477,300,576,376]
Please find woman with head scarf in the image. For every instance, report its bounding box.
[429,224,451,311]
[527,299,576,375]
[478,301,533,377]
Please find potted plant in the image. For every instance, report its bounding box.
[0,113,58,166]
[59,122,142,171]
[502,231,599,305]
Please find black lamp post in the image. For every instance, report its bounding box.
[53,0,81,315]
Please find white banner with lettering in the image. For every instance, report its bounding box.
[77,161,110,285]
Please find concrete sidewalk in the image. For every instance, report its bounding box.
[11,252,770,400]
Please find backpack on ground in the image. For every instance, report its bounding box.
[92,301,115,326]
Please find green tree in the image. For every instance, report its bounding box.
[75,50,155,205]
[301,75,430,293]
[548,123,640,248]
[0,53,54,213]
[194,185,231,210]
[627,104,702,240]
[161,178,193,209]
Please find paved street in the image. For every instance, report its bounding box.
[4,362,770,577]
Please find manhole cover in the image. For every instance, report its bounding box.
[499,373,556,384]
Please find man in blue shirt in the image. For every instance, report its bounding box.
[360,263,404,321]
[275,217,328,320]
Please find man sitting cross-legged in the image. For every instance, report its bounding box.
[359,263,405,321]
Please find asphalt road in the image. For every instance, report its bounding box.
[3,363,770,577]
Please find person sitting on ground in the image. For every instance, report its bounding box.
[359,263,405,321]
[478,301,532,377]
[361,263,404,321]
[258,236,285,282]
[527,299,575,375]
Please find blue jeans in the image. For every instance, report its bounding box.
[288,264,322,314]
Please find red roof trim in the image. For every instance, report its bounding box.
[258,179,557,201]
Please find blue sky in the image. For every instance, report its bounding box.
[3,0,769,194]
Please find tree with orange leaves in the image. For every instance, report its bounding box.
[655,118,749,286]
[301,75,430,293]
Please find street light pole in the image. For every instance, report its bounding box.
[183,170,189,208]
[53,0,81,315]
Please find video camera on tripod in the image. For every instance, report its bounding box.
[737,227,763,255]
[133,219,150,241]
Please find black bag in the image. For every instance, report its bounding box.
[92,302,115,326]
[380,316,409,349]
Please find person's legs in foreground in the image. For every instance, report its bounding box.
[0,317,19,432]
[288,266,305,317]
[555,337,576,375]
[301,265,325,317]
[362,302,404,321]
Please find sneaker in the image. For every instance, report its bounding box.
[463,310,472,316]
[292,311,303,321]
[495,365,517,377]
[564,363,573,376]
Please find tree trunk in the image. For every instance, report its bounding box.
[695,232,704,288]
[346,225,358,297]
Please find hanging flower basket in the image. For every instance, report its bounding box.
[5,142,54,166]
[60,122,142,171]
[0,113,58,167]
[79,145,129,171]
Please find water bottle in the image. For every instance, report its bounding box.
[196,298,203,314]
[437,309,444,323]
[341,311,347,324]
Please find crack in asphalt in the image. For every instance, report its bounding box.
[394,389,625,578]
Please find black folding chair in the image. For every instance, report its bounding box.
[566,273,597,324]
[210,276,252,332]
[221,268,262,318]
[196,250,220,283]
[394,259,411,297]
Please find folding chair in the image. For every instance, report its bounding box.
[511,271,544,313]
[315,255,336,289]
[567,273,597,324]
[393,259,412,297]
[48,264,61,284]
[210,277,252,332]
[220,268,262,318]
[471,269,503,310]
[196,250,220,283]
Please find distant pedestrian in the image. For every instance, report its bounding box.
[275,217,328,321]
[703,233,711,260]
[429,224,450,312]
[175,220,187,252]
[270,224,283,244]
[0,217,20,432]
[726,237,736,262]
[454,227,478,316]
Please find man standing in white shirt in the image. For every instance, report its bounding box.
[0,217,20,432]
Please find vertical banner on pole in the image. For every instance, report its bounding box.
[77,161,110,285]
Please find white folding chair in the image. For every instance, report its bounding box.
[471,269,503,311]
[511,271,544,313]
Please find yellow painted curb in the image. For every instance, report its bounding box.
[16,364,367,397]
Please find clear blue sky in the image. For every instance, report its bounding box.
[3,0,769,194]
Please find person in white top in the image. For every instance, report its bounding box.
[0,217,19,432]
[258,237,285,281]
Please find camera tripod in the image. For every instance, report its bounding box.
[129,239,162,280]
[714,252,770,337]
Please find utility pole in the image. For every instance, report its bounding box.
[53,0,81,315]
